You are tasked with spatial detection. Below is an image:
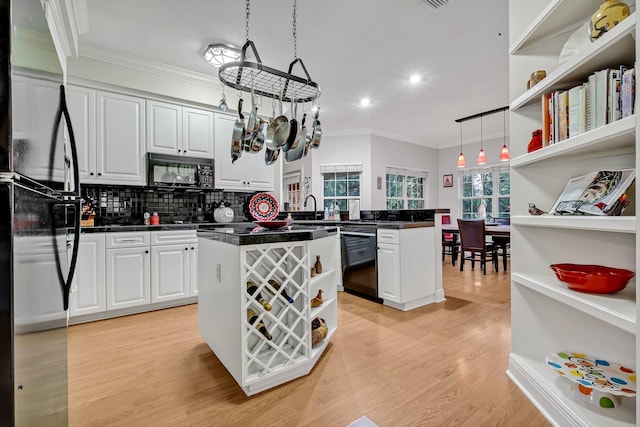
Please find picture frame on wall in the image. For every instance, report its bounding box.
[443,174,453,188]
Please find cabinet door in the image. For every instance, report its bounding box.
[66,85,96,182]
[189,243,198,296]
[147,100,182,156]
[96,91,146,185]
[377,243,401,302]
[214,113,245,190]
[106,247,150,310]
[70,234,106,317]
[244,150,275,191]
[150,244,189,303]
[183,107,214,158]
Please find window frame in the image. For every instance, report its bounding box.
[385,166,428,210]
[320,163,362,212]
[458,165,510,221]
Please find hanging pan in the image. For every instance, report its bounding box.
[267,93,290,150]
[282,100,299,152]
[230,98,245,163]
[310,109,322,149]
[285,113,305,162]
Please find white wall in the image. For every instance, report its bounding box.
[370,135,439,209]
[308,134,373,209]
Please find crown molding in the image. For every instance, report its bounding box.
[42,0,75,61]
[323,128,440,149]
[79,43,219,88]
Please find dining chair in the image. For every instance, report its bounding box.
[492,217,511,271]
[441,215,459,265]
[457,218,498,274]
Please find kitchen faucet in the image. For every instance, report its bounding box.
[304,194,318,219]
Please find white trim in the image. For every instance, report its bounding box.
[319,163,363,174]
[79,43,219,89]
[42,0,74,60]
[323,128,438,148]
[66,0,90,35]
[385,164,429,178]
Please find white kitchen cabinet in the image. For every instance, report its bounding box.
[376,227,440,311]
[11,74,64,181]
[147,100,214,158]
[96,91,146,185]
[105,232,151,310]
[67,85,96,182]
[69,233,106,317]
[507,2,637,426]
[66,86,146,185]
[377,242,401,302]
[214,113,275,192]
[150,230,198,302]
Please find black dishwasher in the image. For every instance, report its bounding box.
[340,226,381,303]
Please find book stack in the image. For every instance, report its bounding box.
[541,66,635,146]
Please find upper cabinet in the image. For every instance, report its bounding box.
[147,100,214,158]
[507,1,637,426]
[67,85,147,186]
[213,113,275,192]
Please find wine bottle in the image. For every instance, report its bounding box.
[268,279,294,303]
[247,309,272,340]
[247,282,272,311]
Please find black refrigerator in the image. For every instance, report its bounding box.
[0,0,81,425]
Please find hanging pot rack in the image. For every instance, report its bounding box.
[219,40,321,104]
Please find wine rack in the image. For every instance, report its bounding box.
[241,243,310,383]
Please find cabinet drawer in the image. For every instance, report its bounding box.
[377,229,399,244]
[105,232,150,248]
[151,230,197,246]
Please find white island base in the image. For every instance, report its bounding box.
[197,227,340,396]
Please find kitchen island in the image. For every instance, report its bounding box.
[197,224,340,396]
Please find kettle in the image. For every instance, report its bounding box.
[214,201,234,223]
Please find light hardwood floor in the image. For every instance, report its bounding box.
[68,260,550,427]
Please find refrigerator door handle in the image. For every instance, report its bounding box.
[49,85,81,311]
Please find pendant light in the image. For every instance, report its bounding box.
[456,121,466,168]
[477,114,486,165]
[499,108,510,161]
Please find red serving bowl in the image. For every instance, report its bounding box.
[550,264,635,294]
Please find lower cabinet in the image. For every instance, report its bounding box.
[377,242,401,303]
[376,227,441,311]
[69,230,197,322]
[106,246,151,310]
[70,233,106,317]
[150,230,198,301]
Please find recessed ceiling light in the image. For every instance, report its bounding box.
[359,98,371,107]
[409,74,421,84]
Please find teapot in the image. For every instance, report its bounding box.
[214,201,234,223]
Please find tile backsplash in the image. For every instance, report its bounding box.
[82,185,255,224]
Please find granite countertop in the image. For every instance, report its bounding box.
[197,223,339,246]
[79,219,436,233]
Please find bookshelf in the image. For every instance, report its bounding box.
[507,1,638,425]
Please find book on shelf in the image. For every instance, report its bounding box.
[621,68,635,118]
[557,90,569,141]
[567,86,581,138]
[550,169,636,216]
[594,69,609,129]
[541,92,552,146]
[607,69,621,123]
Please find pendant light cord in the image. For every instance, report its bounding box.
[480,114,484,150]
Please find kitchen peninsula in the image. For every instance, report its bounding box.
[197,224,340,396]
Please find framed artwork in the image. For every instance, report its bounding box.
[443,174,453,188]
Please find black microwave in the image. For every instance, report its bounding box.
[147,153,214,190]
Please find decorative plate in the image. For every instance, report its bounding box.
[254,220,293,230]
[249,193,279,221]
[550,263,634,294]
[545,352,636,400]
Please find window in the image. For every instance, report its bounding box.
[459,166,510,221]
[321,163,361,211]
[385,167,428,209]
[283,173,301,211]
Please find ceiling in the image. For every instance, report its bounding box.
[77,0,510,149]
